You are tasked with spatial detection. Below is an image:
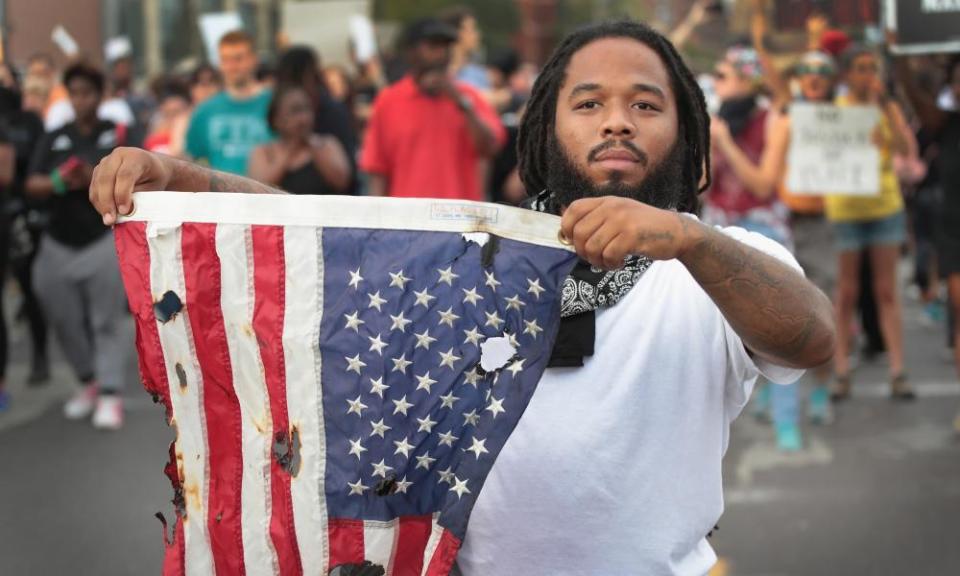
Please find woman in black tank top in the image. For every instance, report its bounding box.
[249,85,351,195]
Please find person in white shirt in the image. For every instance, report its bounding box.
[87,20,835,576]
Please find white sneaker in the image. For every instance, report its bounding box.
[92,396,124,431]
[64,385,99,420]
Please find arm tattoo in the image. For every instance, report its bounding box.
[679,223,834,367]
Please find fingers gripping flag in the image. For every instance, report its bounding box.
[114,193,576,576]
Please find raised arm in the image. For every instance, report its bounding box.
[89,147,285,226]
[892,55,947,135]
[750,0,791,109]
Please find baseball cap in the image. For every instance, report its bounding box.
[402,18,458,48]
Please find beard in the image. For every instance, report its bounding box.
[545,131,688,211]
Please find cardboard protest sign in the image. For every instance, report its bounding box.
[886,0,960,55]
[786,103,881,196]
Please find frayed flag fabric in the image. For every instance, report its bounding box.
[114,193,577,576]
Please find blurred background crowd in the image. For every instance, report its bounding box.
[0,1,959,574]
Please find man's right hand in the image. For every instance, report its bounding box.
[90,147,173,226]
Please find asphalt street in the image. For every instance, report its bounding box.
[0,283,958,576]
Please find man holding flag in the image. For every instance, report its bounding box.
[90,20,834,576]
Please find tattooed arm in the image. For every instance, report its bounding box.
[90,147,285,226]
[561,196,836,369]
[676,216,835,368]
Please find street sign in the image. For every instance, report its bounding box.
[885,0,960,55]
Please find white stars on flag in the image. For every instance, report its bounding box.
[369,418,391,438]
[345,354,366,374]
[523,319,543,339]
[438,466,455,485]
[485,396,506,419]
[504,294,525,311]
[463,327,484,347]
[414,329,437,350]
[413,288,436,308]
[371,459,394,478]
[393,437,415,459]
[391,354,412,374]
[462,287,483,305]
[449,476,471,499]
[439,391,459,410]
[462,409,480,427]
[388,270,411,290]
[348,478,368,496]
[484,271,501,291]
[368,333,387,355]
[389,312,412,332]
[348,438,367,460]
[437,430,459,447]
[417,415,437,433]
[437,266,460,286]
[484,310,504,330]
[463,367,481,387]
[527,277,545,299]
[437,307,460,328]
[415,452,436,470]
[367,291,387,312]
[346,395,368,417]
[392,395,414,416]
[415,371,437,393]
[348,268,363,289]
[438,348,461,370]
[464,436,489,459]
[368,377,389,398]
[344,311,364,332]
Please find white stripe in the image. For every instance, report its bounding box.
[283,226,329,574]
[216,225,279,575]
[147,224,215,575]
[363,519,399,574]
[122,193,573,251]
[420,515,445,576]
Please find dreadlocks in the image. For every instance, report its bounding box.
[517,20,711,213]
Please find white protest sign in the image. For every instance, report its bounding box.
[199,12,244,66]
[51,25,79,58]
[349,14,378,63]
[786,103,881,196]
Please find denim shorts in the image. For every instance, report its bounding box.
[832,211,906,251]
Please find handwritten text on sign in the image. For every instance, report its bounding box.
[786,103,881,196]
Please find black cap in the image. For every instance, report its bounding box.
[402,18,458,48]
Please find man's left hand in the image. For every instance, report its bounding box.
[560,197,700,269]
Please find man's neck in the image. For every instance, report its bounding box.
[226,81,260,100]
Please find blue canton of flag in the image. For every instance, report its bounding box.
[321,228,575,547]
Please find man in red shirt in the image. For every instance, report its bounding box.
[361,18,506,201]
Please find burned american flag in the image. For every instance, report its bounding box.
[114,193,576,576]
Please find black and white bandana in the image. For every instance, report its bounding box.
[527,190,653,366]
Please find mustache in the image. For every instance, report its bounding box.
[587,140,648,167]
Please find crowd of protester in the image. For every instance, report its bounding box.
[0,3,957,441]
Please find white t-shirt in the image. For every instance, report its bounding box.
[457,226,805,576]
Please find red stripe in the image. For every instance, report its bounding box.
[251,225,303,576]
[424,529,462,576]
[391,515,434,576]
[328,519,365,568]
[161,516,186,576]
[114,223,173,418]
[115,223,184,575]
[181,223,246,576]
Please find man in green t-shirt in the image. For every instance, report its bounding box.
[185,30,272,175]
